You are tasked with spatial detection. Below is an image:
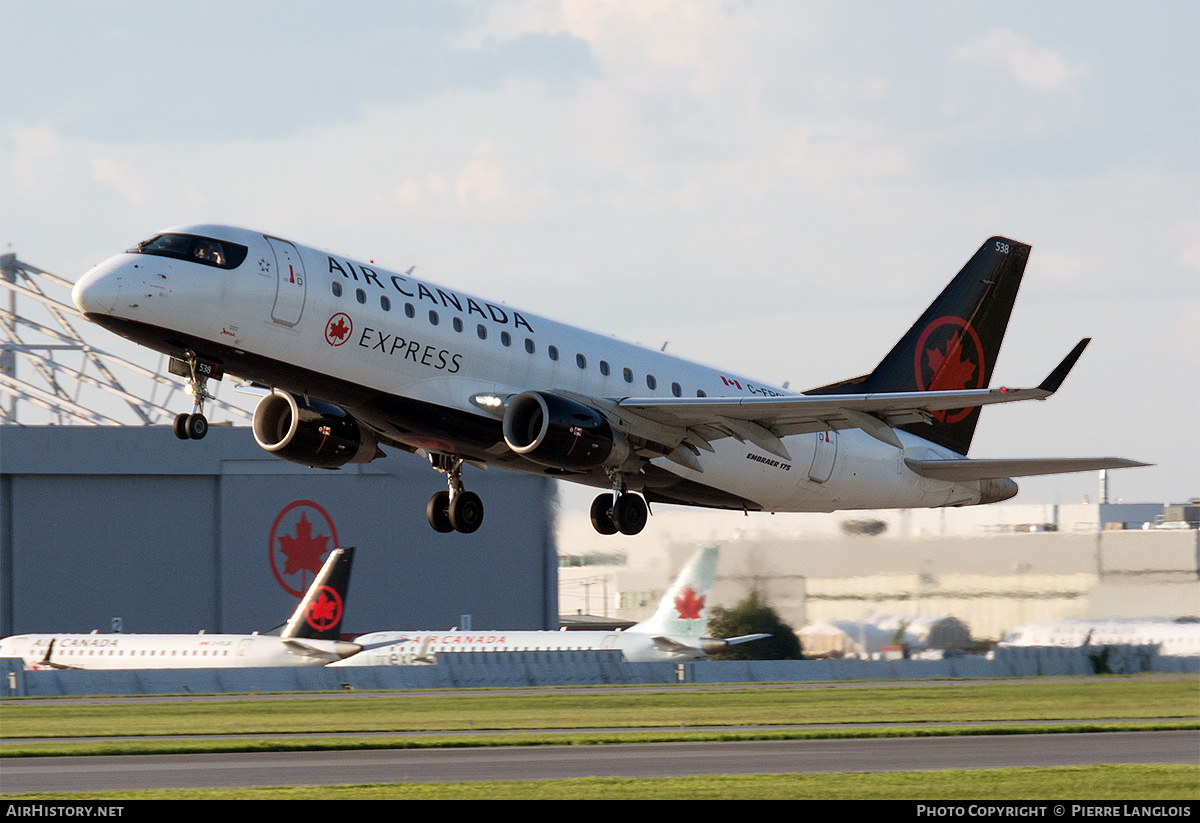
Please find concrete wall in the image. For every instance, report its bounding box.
[0,426,558,637]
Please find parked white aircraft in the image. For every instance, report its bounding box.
[72,227,1146,535]
[997,619,1200,657]
[333,546,766,665]
[0,548,361,670]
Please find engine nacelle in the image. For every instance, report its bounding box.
[252,390,381,469]
[502,391,629,471]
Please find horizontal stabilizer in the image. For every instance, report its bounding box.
[905,457,1151,482]
[649,636,706,657]
[723,633,772,646]
[283,638,362,659]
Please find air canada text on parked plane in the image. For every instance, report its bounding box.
[328,256,535,332]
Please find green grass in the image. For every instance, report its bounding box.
[6,766,1199,800]
[4,678,1197,742]
[2,678,1197,799]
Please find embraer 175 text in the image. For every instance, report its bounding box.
[333,546,767,665]
[0,548,360,670]
[72,228,1146,535]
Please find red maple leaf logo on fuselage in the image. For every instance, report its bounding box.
[674,586,706,620]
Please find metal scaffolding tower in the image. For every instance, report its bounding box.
[0,252,253,426]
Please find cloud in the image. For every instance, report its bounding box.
[953,28,1088,93]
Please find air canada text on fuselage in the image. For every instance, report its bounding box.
[327,256,535,332]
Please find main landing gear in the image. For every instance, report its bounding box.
[426,454,484,534]
[590,483,649,536]
[171,351,213,441]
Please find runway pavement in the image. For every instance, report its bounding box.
[2,730,1196,793]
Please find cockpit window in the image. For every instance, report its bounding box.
[129,233,248,270]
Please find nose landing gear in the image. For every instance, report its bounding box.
[426,454,484,534]
[170,351,218,440]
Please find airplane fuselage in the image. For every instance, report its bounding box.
[73,224,993,517]
[0,632,357,670]
[333,629,710,665]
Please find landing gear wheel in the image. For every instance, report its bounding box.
[427,491,454,533]
[449,491,484,534]
[590,494,618,535]
[612,493,648,536]
[184,413,208,440]
[173,413,190,440]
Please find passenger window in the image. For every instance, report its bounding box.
[501,331,512,347]
[623,368,633,383]
[548,346,559,361]
[332,282,343,297]
[671,382,681,397]
[646,375,657,390]
[380,295,391,311]
[429,310,439,325]
[477,324,487,340]
[600,360,610,376]
[356,289,366,304]
[453,317,464,332]
[576,353,587,369]
[697,389,707,397]
[525,338,535,354]
[405,303,415,318]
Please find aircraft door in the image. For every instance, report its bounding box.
[808,430,838,483]
[267,237,307,326]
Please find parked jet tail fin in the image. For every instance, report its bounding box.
[629,545,718,639]
[808,237,1029,455]
[280,547,355,641]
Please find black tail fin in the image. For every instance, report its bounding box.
[809,237,1029,455]
[280,546,355,640]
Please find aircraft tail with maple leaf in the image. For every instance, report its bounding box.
[278,547,355,642]
[803,237,1145,484]
[626,546,770,657]
[807,236,1029,456]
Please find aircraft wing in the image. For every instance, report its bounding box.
[905,457,1150,481]
[595,340,1094,464]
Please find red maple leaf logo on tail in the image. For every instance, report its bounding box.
[925,338,978,392]
[914,317,985,425]
[674,586,706,620]
[305,586,343,631]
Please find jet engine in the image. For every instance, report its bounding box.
[252,390,382,469]
[502,391,629,471]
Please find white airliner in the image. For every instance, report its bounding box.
[332,546,767,665]
[0,548,361,670]
[997,619,1200,657]
[71,226,1146,535]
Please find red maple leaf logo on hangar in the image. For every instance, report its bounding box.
[674,586,706,620]
[278,513,329,577]
[269,501,340,597]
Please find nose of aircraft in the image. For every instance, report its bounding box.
[72,258,124,316]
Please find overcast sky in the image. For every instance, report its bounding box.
[2,0,1197,507]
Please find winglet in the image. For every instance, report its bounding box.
[1038,338,1090,394]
